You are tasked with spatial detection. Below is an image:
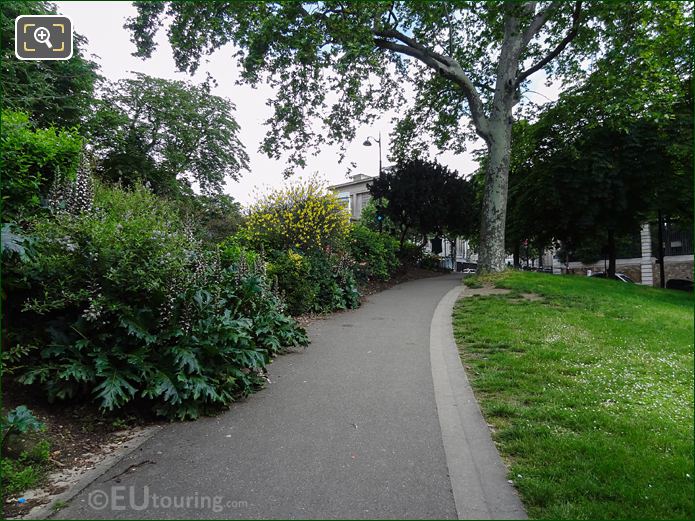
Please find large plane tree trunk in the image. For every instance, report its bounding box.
[476,8,519,273]
[478,115,513,272]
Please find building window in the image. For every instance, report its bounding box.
[358,193,371,216]
[337,192,350,213]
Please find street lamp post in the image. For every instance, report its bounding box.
[362,132,382,175]
[363,132,383,231]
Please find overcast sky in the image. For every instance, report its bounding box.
[56,1,558,206]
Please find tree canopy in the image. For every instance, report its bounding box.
[368,159,475,248]
[87,73,249,196]
[505,77,693,275]
[126,1,692,272]
[0,1,100,128]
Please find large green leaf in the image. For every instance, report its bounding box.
[4,406,44,434]
[93,373,137,410]
[142,371,181,405]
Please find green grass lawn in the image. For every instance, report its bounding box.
[453,271,694,519]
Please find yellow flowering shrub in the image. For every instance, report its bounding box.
[244,176,351,252]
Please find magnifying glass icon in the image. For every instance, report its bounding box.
[33,26,52,49]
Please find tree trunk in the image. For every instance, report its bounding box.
[476,4,520,273]
[607,228,617,277]
[399,225,408,250]
[478,117,512,272]
[657,210,666,288]
[513,243,520,268]
[537,241,545,268]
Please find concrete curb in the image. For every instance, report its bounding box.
[430,285,527,520]
[24,426,162,520]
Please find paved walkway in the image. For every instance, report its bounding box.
[55,274,525,519]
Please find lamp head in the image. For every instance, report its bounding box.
[362,139,372,146]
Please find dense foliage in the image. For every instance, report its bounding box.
[178,193,245,245]
[504,77,693,273]
[266,249,359,315]
[126,1,692,271]
[1,111,83,221]
[368,159,475,248]
[1,64,401,426]
[7,181,307,420]
[349,224,399,282]
[359,198,396,235]
[88,73,249,196]
[244,176,350,252]
[239,177,365,316]
[0,1,99,128]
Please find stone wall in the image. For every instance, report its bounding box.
[565,255,694,286]
[616,264,642,283]
[652,259,694,287]
[559,222,691,287]
[566,258,643,283]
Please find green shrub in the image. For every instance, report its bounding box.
[305,251,359,312]
[1,458,44,496]
[239,177,362,315]
[420,251,443,271]
[9,182,307,420]
[1,406,44,450]
[349,224,400,281]
[266,250,316,315]
[2,224,37,366]
[0,407,49,496]
[219,234,259,268]
[337,261,360,309]
[360,198,397,235]
[0,440,51,495]
[398,241,425,266]
[266,250,359,315]
[177,193,244,245]
[26,439,51,463]
[0,110,82,221]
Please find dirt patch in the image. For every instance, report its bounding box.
[464,287,511,297]
[520,292,544,301]
[462,285,542,302]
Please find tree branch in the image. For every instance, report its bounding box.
[444,3,455,56]
[373,31,491,142]
[302,5,492,142]
[521,1,560,46]
[515,1,583,88]
[374,28,455,68]
[386,1,399,29]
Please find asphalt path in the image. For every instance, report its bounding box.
[55,273,525,519]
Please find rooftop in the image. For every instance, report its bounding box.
[328,173,376,190]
